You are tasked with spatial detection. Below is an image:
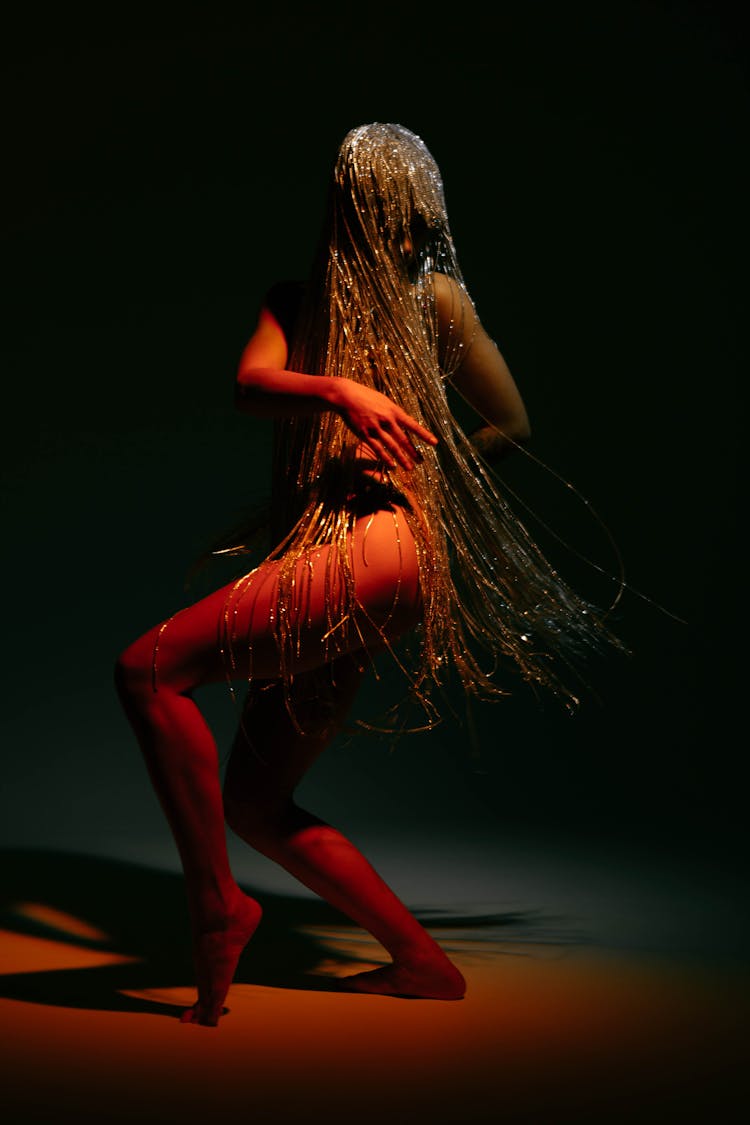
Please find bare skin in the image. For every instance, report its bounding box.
[223,658,466,1003]
[115,266,526,1024]
[116,507,464,1024]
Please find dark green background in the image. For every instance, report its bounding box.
[1,2,746,878]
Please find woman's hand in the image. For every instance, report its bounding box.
[329,380,437,471]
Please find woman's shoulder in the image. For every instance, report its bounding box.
[430,272,478,357]
[431,272,473,318]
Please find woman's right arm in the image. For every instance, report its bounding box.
[235,303,337,417]
[235,302,437,471]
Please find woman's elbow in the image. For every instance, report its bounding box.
[502,418,532,457]
[469,420,529,463]
[497,407,531,448]
[234,382,251,413]
[234,372,263,414]
[511,416,531,445]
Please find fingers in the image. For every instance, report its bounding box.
[402,415,438,447]
[362,429,404,470]
[390,410,438,469]
[366,417,435,472]
[380,428,414,471]
[341,385,438,471]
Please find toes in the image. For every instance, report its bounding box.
[180,1002,228,1026]
[337,965,466,1000]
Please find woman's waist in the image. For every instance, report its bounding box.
[319,451,418,516]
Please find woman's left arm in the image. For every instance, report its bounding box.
[434,273,530,461]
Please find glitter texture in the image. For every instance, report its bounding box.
[210,124,623,730]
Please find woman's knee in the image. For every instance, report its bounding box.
[114,630,159,702]
[223,787,296,850]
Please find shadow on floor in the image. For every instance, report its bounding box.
[0,847,554,1020]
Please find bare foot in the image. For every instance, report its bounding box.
[180,892,262,1026]
[338,957,466,1000]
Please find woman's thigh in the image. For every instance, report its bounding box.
[223,654,366,810]
[146,505,421,694]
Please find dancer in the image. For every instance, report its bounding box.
[115,123,616,1026]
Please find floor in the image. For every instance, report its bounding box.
[1,842,747,1125]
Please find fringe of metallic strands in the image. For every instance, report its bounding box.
[223,123,627,731]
